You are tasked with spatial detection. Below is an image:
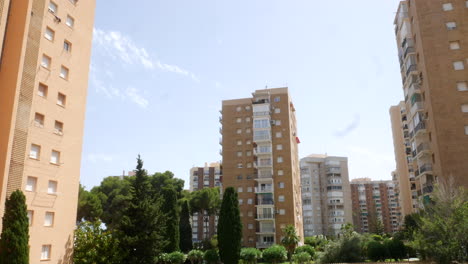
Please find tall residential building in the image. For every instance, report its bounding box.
[0,0,95,262]
[189,162,222,243]
[300,155,353,237]
[220,87,303,248]
[392,0,468,204]
[350,178,402,234]
[390,102,419,215]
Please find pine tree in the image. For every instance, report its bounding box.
[217,187,242,264]
[118,155,166,264]
[162,186,180,252]
[0,190,29,264]
[179,200,193,252]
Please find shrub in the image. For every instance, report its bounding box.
[240,248,262,264]
[384,239,406,260]
[367,241,387,262]
[187,249,204,264]
[304,236,328,251]
[158,253,169,264]
[204,249,219,264]
[293,252,311,264]
[262,245,287,264]
[317,235,363,263]
[167,252,186,264]
[295,245,315,260]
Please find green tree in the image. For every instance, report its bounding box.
[367,240,386,261]
[189,187,221,240]
[118,156,166,264]
[203,249,220,264]
[217,187,242,264]
[166,252,186,264]
[73,220,120,264]
[281,225,300,263]
[317,234,363,263]
[240,248,262,264]
[262,245,287,264]
[187,249,204,264]
[384,238,406,260]
[295,245,315,260]
[150,171,185,199]
[0,190,29,264]
[292,252,311,264]
[162,187,180,253]
[77,184,103,222]
[179,200,193,252]
[304,236,328,251]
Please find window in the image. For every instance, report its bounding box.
[254,119,270,128]
[274,108,281,114]
[246,151,252,156]
[57,93,66,106]
[236,118,242,123]
[27,210,33,226]
[245,128,251,133]
[245,117,251,122]
[237,163,243,168]
[38,83,48,98]
[278,195,285,202]
[60,66,69,79]
[30,144,41,159]
[247,187,252,192]
[277,156,283,163]
[236,106,242,112]
[247,162,252,168]
[44,212,54,227]
[442,3,453,11]
[276,120,281,126]
[48,181,57,194]
[247,211,253,217]
[238,187,243,193]
[236,129,242,134]
[466,1,468,7]
[279,209,286,215]
[63,40,72,52]
[66,15,74,28]
[457,82,468,91]
[278,170,284,176]
[453,61,464,70]
[54,121,63,134]
[245,105,251,111]
[44,27,54,41]
[465,126,468,135]
[50,150,60,164]
[248,223,253,229]
[48,1,57,13]
[279,182,285,188]
[450,41,460,50]
[274,97,280,102]
[34,113,45,127]
[276,132,282,138]
[239,199,243,205]
[237,151,242,157]
[237,140,242,145]
[246,140,251,145]
[26,177,37,192]
[277,144,283,150]
[446,22,457,30]
[41,245,51,260]
[247,198,253,205]
[41,55,51,69]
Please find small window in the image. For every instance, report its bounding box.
[245,128,251,133]
[277,144,283,150]
[246,162,252,168]
[274,97,280,102]
[29,144,41,159]
[247,187,252,192]
[238,187,243,193]
[277,156,283,163]
[278,195,285,202]
[34,113,45,127]
[60,66,69,79]
[38,83,48,98]
[57,93,66,106]
[26,177,37,192]
[41,55,51,69]
[446,22,457,30]
[245,117,251,122]
[248,223,253,229]
[279,182,285,188]
[44,27,54,41]
[48,181,57,194]
[246,140,251,145]
[66,15,74,27]
[276,120,281,126]
[276,132,282,138]
[466,1,468,7]
[279,209,286,215]
[237,151,242,157]
[236,106,242,112]
[453,61,464,70]
[44,212,55,227]
[247,198,253,205]
[465,126,468,135]
[450,41,460,50]
[274,108,281,114]
[246,151,252,156]
[63,40,72,52]
[236,118,242,123]
[245,105,251,111]
[27,210,34,226]
[41,245,51,260]
[239,199,243,205]
[462,104,468,113]
[237,140,242,145]
[247,211,253,216]
[237,163,243,168]
[50,150,60,164]
[54,121,63,134]
[236,129,242,134]
[48,1,57,13]
[278,170,284,176]
[457,82,468,91]
[442,3,453,11]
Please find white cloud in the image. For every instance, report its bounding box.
[87,153,114,163]
[126,87,149,108]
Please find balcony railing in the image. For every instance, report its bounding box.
[257,199,274,205]
[253,111,271,117]
[417,164,433,176]
[254,161,272,169]
[413,121,426,136]
[255,187,273,193]
[406,64,417,76]
[254,148,272,156]
[253,99,269,105]
[256,242,274,248]
[256,228,275,233]
[256,214,274,220]
[408,83,420,97]
[410,101,423,116]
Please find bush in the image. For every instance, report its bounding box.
[158,253,169,264]
[240,248,262,264]
[317,235,363,263]
[293,252,311,264]
[167,252,186,264]
[384,239,406,260]
[204,249,219,264]
[367,241,387,262]
[187,250,204,264]
[295,245,315,260]
[304,236,328,251]
[262,245,287,264]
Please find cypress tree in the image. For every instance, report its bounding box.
[217,187,242,264]
[0,190,29,264]
[179,200,193,252]
[162,186,180,252]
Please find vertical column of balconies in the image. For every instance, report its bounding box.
[324,160,345,235]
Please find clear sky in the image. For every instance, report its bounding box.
[80,0,404,190]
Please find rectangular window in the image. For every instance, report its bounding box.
[245,117,251,122]
[279,182,285,188]
[237,163,243,168]
[279,209,286,215]
[453,61,464,70]
[246,151,251,156]
[236,129,242,134]
[44,212,54,227]
[66,15,75,27]
[248,223,253,229]
[41,245,51,260]
[236,106,242,112]
[446,22,457,30]
[254,119,270,128]
[247,187,252,192]
[274,108,281,114]
[54,121,63,134]
[276,120,281,126]
[236,117,242,123]
[278,195,285,202]
[237,140,242,145]
[465,125,468,135]
[278,170,284,176]
[38,83,48,98]
[63,40,72,52]
[239,199,243,205]
[462,104,468,113]
[238,187,243,193]
[57,93,66,106]
[41,55,51,69]
[26,177,37,192]
[277,156,283,163]
[247,198,253,205]
[245,105,251,111]
[457,82,468,91]
[237,151,242,157]
[50,150,60,164]
[44,27,55,41]
[276,132,282,138]
[30,144,41,159]
[48,181,57,194]
[27,210,33,226]
[274,96,280,102]
[34,113,45,127]
[277,144,283,150]
[60,66,69,79]
[48,1,57,13]
[466,1,468,7]
[442,3,453,11]
[450,41,460,50]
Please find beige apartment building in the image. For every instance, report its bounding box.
[300,155,353,237]
[392,0,468,207]
[0,0,95,262]
[220,87,303,248]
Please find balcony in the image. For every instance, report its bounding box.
[219,137,222,145]
[253,99,270,105]
[402,38,415,58]
[256,214,274,220]
[253,147,272,156]
[256,242,274,248]
[257,199,274,205]
[410,101,424,116]
[254,161,272,169]
[416,163,433,176]
[407,83,421,97]
[253,111,271,117]
[256,227,275,234]
[255,187,274,193]
[415,143,431,159]
[413,121,426,138]
[253,133,272,143]
[406,64,417,77]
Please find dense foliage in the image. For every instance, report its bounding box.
[162,187,180,253]
[187,249,204,264]
[281,225,300,263]
[203,249,220,264]
[292,252,311,264]
[295,245,315,260]
[217,187,242,264]
[179,200,193,252]
[166,251,186,264]
[262,245,288,264]
[240,247,262,264]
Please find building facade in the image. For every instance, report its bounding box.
[392,0,468,205]
[189,163,222,243]
[0,0,95,262]
[220,87,303,248]
[350,178,401,234]
[300,155,353,237]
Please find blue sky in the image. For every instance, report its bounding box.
[80,0,404,190]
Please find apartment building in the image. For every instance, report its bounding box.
[0,0,95,262]
[220,87,303,248]
[189,163,222,243]
[300,155,353,237]
[350,178,401,234]
[392,0,468,205]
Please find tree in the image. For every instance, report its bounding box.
[73,220,120,264]
[240,248,262,264]
[77,184,103,222]
[367,241,386,261]
[281,225,300,263]
[179,200,193,252]
[304,236,328,251]
[295,245,315,260]
[317,234,363,263]
[118,155,166,264]
[187,250,204,264]
[162,187,180,253]
[217,187,242,264]
[166,252,186,264]
[384,238,406,260]
[189,187,221,240]
[292,252,311,264]
[262,245,288,264]
[203,249,219,264]
[0,190,29,264]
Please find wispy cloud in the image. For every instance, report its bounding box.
[87,153,114,163]
[334,114,360,137]
[126,87,149,108]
